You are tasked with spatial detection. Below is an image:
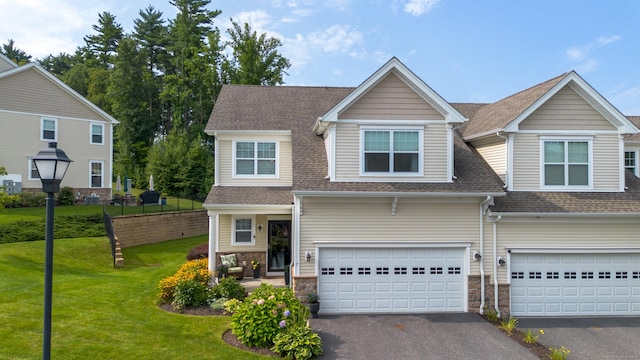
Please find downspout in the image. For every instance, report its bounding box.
[496,132,509,189]
[294,195,302,277]
[478,196,493,314]
[491,215,502,318]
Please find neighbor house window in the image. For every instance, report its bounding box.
[542,139,591,188]
[90,123,104,144]
[41,118,57,141]
[90,161,103,188]
[232,217,254,245]
[28,158,39,179]
[234,141,277,176]
[362,129,422,175]
[625,151,637,175]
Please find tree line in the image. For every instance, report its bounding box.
[1,0,291,201]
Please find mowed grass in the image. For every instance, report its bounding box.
[0,235,270,360]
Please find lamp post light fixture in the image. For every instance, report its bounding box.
[33,142,72,360]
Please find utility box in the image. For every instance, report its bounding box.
[1,174,22,194]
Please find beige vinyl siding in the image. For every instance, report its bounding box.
[340,72,445,120]
[494,220,640,283]
[512,133,620,191]
[0,111,112,190]
[334,122,448,181]
[0,57,15,72]
[0,68,110,121]
[217,137,293,186]
[473,137,506,181]
[519,86,615,131]
[298,197,479,275]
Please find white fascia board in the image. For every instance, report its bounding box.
[203,204,293,214]
[503,72,638,134]
[0,63,120,125]
[292,190,506,198]
[488,211,640,219]
[507,247,640,254]
[211,130,292,136]
[313,241,472,248]
[320,57,466,124]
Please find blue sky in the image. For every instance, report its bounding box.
[2,0,640,114]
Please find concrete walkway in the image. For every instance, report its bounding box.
[239,277,286,292]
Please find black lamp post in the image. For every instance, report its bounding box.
[32,142,72,360]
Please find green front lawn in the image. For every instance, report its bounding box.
[0,235,270,360]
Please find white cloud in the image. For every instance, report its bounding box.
[404,0,440,16]
[597,35,621,45]
[0,0,101,58]
[282,24,364,69]
[565,35,622,74]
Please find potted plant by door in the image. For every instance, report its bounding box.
[251,260,260,278]
[306,292,320,318]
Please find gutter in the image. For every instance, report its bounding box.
[491,215,502,318]
[478,196,493,314]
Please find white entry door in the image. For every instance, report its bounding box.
[510,253,640,316]
[318,247,466,314]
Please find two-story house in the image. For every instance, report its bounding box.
[204,57,640,317]
[0,54,118,200]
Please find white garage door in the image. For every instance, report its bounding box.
[511,253,640,316]
[318,247,466,314]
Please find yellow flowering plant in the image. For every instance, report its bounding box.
[251,259,260,270]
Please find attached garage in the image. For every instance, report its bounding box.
[510,253,640,316]
[318,247,467,314]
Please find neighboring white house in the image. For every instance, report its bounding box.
[204,57,640,318]
[0,54,118,201]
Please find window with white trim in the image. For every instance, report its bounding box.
[91,123,104,144]
[90,161,104,188]
[234,141,277,176]
[232,217,254,245]
[41,118,57,141]
[542,139,591,188]
[625,151,637,175]
[361,129,422,175]
[28,157,39,180]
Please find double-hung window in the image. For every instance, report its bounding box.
[234,141,277,176]
[625,151,637,175]
[28,158,39,180]
[232,217,254,245]
[362,129,422,175]
[91,123,104,144]
[90,160,104,188]
[41,118,57,141]
[542,138,591,188]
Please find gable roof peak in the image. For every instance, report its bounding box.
[315,57,467,133]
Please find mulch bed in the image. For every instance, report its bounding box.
[159,304,278,357]
[482,316,551,359]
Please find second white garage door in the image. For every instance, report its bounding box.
[318,247,466,314]
[511,253,640,316]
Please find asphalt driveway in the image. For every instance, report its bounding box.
[518,317,640,360]
[310,313,538,360]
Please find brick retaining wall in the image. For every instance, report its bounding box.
[112,210,208,248]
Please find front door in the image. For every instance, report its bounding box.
[267,221,291,273]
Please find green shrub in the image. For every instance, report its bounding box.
[483,306,499,321]
[231,284,309,348]
[549,346,571,360]
[158,258,210,303]
[209,297,228,310]
[57,186,75,205]
[224,298,242,313]
[210,277,246,301]
[499,317,518,336]
[15,192,47,207]
[271,325,323,360]
[172,279,209,309]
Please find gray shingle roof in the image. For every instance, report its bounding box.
[491,171,640,213]
[204,84,505,206]
[461,73,568,139]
